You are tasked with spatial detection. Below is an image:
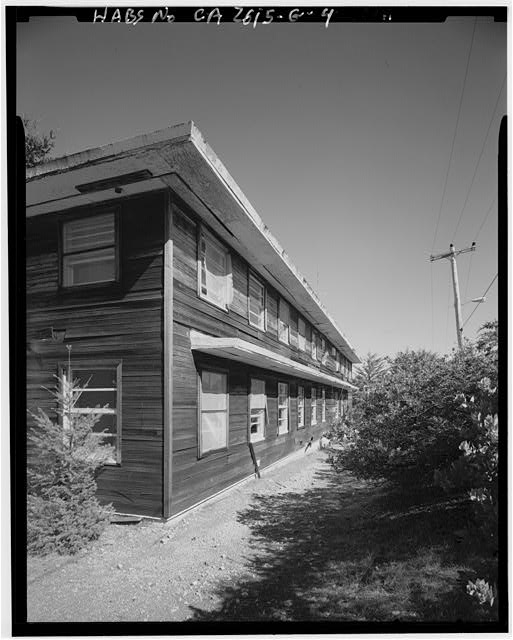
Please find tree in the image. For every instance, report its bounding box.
[27,374,114,555]
[353,352,389,394]
[22,117,55,168]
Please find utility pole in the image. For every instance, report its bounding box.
[430,242,476,349]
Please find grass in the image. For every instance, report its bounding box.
[188,460,498,624]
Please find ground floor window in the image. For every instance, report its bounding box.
[321,387,326,423]
[61,362,122,464]
[249,378,266,442]
[199,369,228,455]
[335,389,341,419]
[311,387,317,425]
[278,382,289,434]
[298,385,305,428]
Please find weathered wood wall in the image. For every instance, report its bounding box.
[26,192,166,518]
[170,197,343,516]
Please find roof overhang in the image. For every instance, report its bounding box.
[26,121,360,363]
[190,331,357,391]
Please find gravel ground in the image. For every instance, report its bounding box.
[27,447,332,622]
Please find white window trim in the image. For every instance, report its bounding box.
[277,382,289,435]
[60,362,122,465]
[197,227,233,311]
[321,387,326,423]
[298,317,306,352]
[198,368,229,457]
[311,387,317,425]
[298,385,305,428]
[248,272,266,331]
[278,299,290,345]
[249,377,267,443]
[61,212,117,288]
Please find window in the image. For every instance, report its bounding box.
[298,317,306,352]
[278,382,289,434]
[311,331,317,360]
[61,363,121,464]
[278,299,290,344]
[335,389,341,418]
[336,351,341,373]
[321,338,328,365]
[250,378,266,442]
[248,273,266,330]
[199,370,228,455]
[62,212,117,287]
[321,387,326,422]
[198,229,232,309]
[311,387,317,425]
[298,385,305,428]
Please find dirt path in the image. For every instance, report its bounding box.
[27,447,333,622]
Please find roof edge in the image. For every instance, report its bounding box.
[25,120,194,181]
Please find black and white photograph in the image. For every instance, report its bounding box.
[10,3,507,633]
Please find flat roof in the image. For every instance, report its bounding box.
[26,121,360,363]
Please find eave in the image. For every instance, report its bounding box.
[190,331,357,391]
[26,121,360,363]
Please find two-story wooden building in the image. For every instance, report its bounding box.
[26,121,359,519]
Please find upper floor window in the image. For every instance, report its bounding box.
[278,299,290,344]
[311,331,317,360]
[62,212,117,287]
[298,317,306,352]
[250,378,266,442]
[320,338,328,365]
[198,229,232,310]
[336,351,341,373]
[199,369,228,455]
[61,362,122,464]
[248,273,266,330]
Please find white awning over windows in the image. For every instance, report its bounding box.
[190,330,357,391]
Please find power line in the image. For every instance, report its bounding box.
[462,272,498,328]
[474,197,496,242]
[432,17,478,253]
[452,73,506,242]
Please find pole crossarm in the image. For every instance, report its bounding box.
[430,242,476,262]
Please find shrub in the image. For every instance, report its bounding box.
[330,323,497,489]
[27,375,114,555]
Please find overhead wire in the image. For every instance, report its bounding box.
[474,197,496,242]
[431,17,478,254]
[452,73,506,242]
[462,273,498,328]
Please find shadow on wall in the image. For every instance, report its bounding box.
[187,460,492,623]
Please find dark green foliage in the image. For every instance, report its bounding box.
[331,323,498,490]
[27,376,114,555]
[22,117,55,168]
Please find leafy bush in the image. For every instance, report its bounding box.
[27,375,114,555]
[330,322,497,490]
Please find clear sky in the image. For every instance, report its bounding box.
[17,11,506,358]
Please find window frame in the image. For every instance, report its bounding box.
[311,387,317,425]
[59,209,119,289]
[277,381,290,435]
[198,367,229,458]
[278,298,290,344]
[248,271,267,331]
[58,360,122,465]
[297,384,305,428]
[321,387,326,423]
[249,377,267,443]
[311,330,317,360]
[298,317,306,352]
[197,226,233,311]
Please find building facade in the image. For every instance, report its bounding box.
[26,122,359,519]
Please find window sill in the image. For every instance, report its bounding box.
[277,430,289,437]
[198,292,230,314]
[250,435,265,444]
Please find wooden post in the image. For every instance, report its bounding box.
[163,190,174,518]
[430,242,476,349]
